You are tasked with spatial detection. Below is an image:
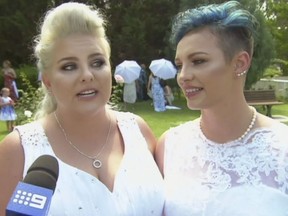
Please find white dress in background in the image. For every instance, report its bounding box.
[0,96,17,121]
[123,82,137,104]
[163,119,288,216]
[16,112,164,216]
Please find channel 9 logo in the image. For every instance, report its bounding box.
[13,189,47,209]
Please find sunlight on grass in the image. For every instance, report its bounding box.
[0,122,9,141]
[123,98,200,137]
[123,99,288,138]
[0,99,287,141]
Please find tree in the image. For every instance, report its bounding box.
[0,0,180,69]
[178,0,223,11]
[105,0,179,67]
[0,0,49,65]
[262,0,288,75]
[0,0,108,66]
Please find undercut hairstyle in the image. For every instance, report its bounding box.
[170,1,259,62]
[33,2,111,119]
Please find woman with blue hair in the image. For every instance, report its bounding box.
[156,1,288,215]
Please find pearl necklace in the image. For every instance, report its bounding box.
[54,112,112,169]
[200,106,257,144]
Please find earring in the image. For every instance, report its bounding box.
[237,70,247,77]
[47,89,53,95]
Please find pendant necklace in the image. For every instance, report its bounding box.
[54,112,112,169]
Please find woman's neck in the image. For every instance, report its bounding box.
[200,105,255,144]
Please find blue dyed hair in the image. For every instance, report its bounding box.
[170,1,259,61]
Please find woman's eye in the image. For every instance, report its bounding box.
[91,59,105,68]
[193,59,205,65]
[61,63,76,71]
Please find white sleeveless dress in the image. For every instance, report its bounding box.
[163,118,288,216]
[16,112,164,216]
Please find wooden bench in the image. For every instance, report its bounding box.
[244,90,283,117]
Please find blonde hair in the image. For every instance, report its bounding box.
[1,87,10,94]
[34,2,111,119]
[3,60,12,67]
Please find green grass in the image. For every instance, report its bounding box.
[123,98,200,137]
[0,122,9,141]
[0,98,287,140]
[123,98,288,137]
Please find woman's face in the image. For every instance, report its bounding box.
[43,34,112,114]
[175,28,236,110]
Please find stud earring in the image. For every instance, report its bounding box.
[47,89,53,95]
[237,70,247,77]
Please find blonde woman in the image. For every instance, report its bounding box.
[0,3,164,215]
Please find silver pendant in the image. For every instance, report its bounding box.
[93,159,102,169]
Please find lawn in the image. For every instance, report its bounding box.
[122,98,288,137]
[122,98,200,137]
[0,97,287,140]
[0,123,8,141]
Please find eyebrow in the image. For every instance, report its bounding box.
[175,51,208,62]
[57,53,104,64]
[89,53,105,59]
[57,57,77,64]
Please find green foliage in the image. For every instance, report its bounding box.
[263,65,283,78]
[1,0,286,90]
[109,84,124,110]
[264,0,288,62]
[179,0,223,11]
[0,65,38,94]
[106,0,179,66]
[16,65,39,90]
[272,58,288,76]
[0,0,49,65]
[246,7,276,89]
[15,72,43,125]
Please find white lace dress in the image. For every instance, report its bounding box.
[163,119,288,216]
[16,112,164,216]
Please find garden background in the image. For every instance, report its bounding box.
[0,0,287,140]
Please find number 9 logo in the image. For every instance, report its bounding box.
[29,194,47,209]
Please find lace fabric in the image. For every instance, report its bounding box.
[16,111,164,216]
[164,119,288,216]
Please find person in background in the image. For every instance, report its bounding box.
[161,80,174,106]
[156,1,288,215]
[147,72,166,112]
[0,87,17,132]
[2,60,19,102]
[136,63,148,101]
[0,3,164,215]
[123,80,137,104]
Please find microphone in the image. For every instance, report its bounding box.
[6,155,59,216]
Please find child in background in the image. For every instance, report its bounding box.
[0,87,17,132]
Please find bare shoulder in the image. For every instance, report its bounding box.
[155,131,169,176]
[256,112,283,127]
[0,131,24,177]
[133,114,157,153]
[0,130,23,164]
[0,131,24,213]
